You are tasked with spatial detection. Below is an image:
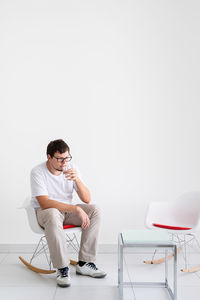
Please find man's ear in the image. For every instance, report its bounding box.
[47,154,51,160]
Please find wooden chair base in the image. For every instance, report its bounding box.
[143,247,200,273]
[181,265,200,273]
[19,256,77,274]
[143,247,182,264]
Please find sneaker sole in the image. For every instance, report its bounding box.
[76,271,107,278]
[57,283,71,287]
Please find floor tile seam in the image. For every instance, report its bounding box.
[56,285,119,288]
[0,284,56,287]
[123,277,200,284]
[64,282,119,286]
[1,283,199,288]
[178,285,200,289]
[123,263,200,271]
[52,285,57,300]
[177,284,200,287]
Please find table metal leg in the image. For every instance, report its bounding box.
[174,245,177,300]
[118,234,123,300]
[165,249,168,287]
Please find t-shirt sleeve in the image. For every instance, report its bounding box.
[31,168,48,197]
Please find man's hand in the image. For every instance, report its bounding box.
[64,168,79,181]
[63,167,91,204]
[76,206,90,229]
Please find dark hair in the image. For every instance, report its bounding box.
[46,139,70,157]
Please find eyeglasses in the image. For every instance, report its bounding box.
[53,155,72,163]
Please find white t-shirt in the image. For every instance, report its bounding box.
[30,161,81,208]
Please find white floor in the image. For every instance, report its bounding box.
[0,251,200,300]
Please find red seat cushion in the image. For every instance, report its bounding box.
[152,223,192,230]
[63,224,79,229]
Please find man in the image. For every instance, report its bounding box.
[31,139,106,287]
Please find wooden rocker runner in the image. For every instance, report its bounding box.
[181,265,200,273]
[144,247,182,265]
[19,256,77,274]
[144,247,200,273]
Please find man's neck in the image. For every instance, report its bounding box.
[46,161,62,176]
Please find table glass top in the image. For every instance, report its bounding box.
[121,229,173,244]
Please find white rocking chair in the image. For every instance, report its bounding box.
[144,191,200,273]
[19,198,82,274]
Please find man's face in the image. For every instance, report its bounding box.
[48,151,70,172]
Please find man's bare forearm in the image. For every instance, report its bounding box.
[38,197,79,213]
[75,179,91,204]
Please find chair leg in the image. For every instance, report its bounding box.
[65,232,80,265]
[66,233,80,253]
[19,236,56,273]
[19,232,80,273]
[181,234,200,272]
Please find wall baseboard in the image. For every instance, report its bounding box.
[0,243,199,254]
[0,244,118,254]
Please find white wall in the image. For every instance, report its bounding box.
[0,0,200,244]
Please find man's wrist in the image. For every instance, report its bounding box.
[74,177,81,184]
[75,206,81,213]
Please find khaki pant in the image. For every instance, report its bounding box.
[36,204,101,269]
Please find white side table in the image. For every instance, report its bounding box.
[118,229,177,300]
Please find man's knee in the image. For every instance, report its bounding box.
[89,204,101,218]
[42,208,63,224]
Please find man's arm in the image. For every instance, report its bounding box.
[36,195,78,212]
[74,178,91,204]
[36,195,90,229]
